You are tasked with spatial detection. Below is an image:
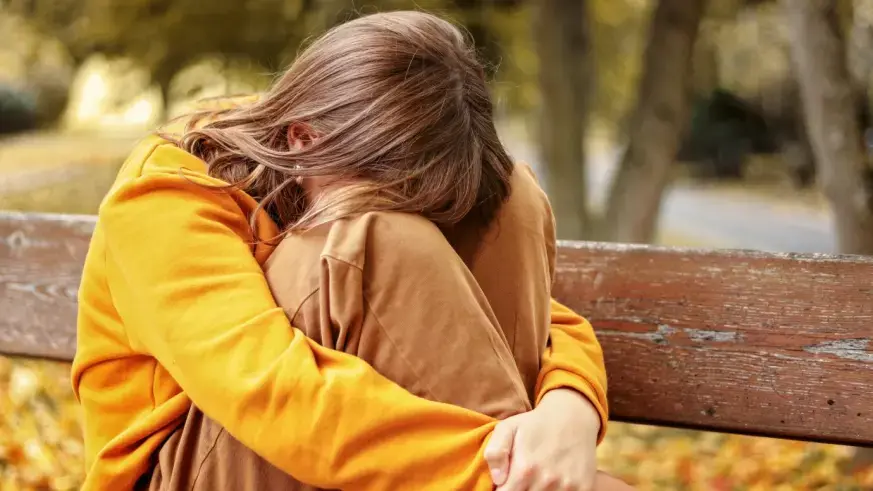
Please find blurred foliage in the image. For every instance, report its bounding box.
[589,0,652,131]
[0,84,38,134]
[0,358,82,491]
[0,12,74,125]
[0,0,867,132]
[1,0,517,85]
[3,0,309,91]
[2,356,872,490]
[0,0,657,127]
[598,422,873,490]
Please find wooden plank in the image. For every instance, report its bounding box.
[554,242,873,447]
[0,211,93,360]
[2,211,873,445]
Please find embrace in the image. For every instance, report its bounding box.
[73,11,634,491]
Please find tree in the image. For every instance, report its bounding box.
[589,0,653,131]
[789,0,873,472]
[534,0,594,239]
[534,0,705,241]
[6,0,520,119]
[5,0,312,115]
[783,0,873,254]
[603,0,706,243]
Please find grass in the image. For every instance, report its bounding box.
[0,131,136,214]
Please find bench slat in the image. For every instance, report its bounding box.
[555,242,873,446]
[1,212,91,360]
[2,211,872,445]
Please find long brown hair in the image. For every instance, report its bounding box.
[176,11,513,234]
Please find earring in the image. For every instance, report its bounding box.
[293,165,303,184]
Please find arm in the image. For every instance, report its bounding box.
[482,164,610,489]
[537,300,609,443]
[101,173,496,490]
[510,164,609,440]
[484,305,608,490]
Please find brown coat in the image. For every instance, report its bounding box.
[141,164,632,490]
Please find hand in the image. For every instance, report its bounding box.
[484,389,601,491]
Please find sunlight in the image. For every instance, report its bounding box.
[121,99,156,125]
[75,71,108,121]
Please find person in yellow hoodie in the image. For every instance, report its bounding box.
[73,11,619,491]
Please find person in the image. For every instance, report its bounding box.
[142,162,633,491]
[73,10,619,491]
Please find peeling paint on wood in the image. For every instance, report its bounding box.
[2,212,873,446]
[804,339,873,363]
[687,329,740,343]
[599,325,742,345]
[554,237,873,446]
[599,324,677,344]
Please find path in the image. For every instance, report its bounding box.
[503,138,836,254]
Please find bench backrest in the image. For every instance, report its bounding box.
[2,211,872,446]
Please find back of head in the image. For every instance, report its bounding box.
[179,11,514,232]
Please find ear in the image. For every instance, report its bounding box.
[287,123,318,151]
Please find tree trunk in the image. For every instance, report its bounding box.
[853,3,873,476]
[783,0,873,255]
[845,0,872,86]
[152,68,174,124]
[831,0,873,472]
[535,0,594,240]
[603,0,706,243]
[848,0,873,120]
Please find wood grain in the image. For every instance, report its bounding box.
[0,211,93,360]
[2,211,873,445]
[553,241,873,446]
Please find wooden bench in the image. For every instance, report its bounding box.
[2,210,872,447]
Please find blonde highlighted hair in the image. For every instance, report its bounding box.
[176,11,514,233]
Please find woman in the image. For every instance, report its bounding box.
[73,11,621,490]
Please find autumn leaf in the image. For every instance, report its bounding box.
[2,355,872,490]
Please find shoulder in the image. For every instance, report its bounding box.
[113,136,209,182]
[321,212,455,273]
[99,136,224,219]
[98,136,268,248]
[504,163,551,219]
[480,162,554,241]
[101,130,230,211]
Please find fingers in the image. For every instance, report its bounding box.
[535,471,563,491]
[593,471,637,490]
[499,459,596,491]
[497,459,572,491]
[496,456,535,491]
[484,420,518,486]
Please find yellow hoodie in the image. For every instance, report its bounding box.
[72,127,607,490]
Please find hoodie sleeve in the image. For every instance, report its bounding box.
[537,300,609,443]
[99,171,498,490]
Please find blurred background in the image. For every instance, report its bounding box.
[1,0,873,489]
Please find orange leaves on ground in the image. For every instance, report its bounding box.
[0,357,83,491]
[2,356,872,490]
[598,422,873,490]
